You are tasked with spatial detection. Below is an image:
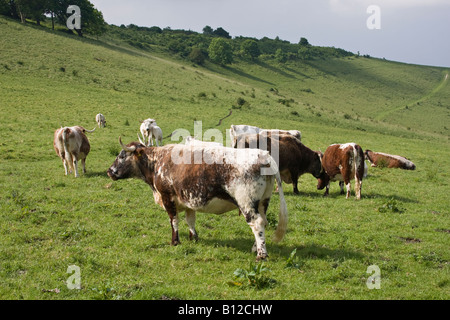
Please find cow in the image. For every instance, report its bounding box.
[53,126,95,177]
[184,136,223,147]
[149,124,163,147]
[230,124,301,148]
[234,132,322,194]
[317,143,365,200]
[364,150,416,170]
[107,138,288,261]
[139,118,157,146]
[95,113,106,128]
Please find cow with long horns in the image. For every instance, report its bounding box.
[107,138,288,261]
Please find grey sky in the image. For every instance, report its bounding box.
[89,0,450,68]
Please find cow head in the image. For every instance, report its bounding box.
[107,137,146,181]
[364,149,372,161]
[316,151,329,190]
[310,151,324,179]
[316,172,330,190]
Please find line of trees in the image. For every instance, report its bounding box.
[0,0,106,36]
[106,23,354,66]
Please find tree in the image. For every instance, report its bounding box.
[202,25,213,36]
[10,0,46,24]
[275,48,287,63]
[213,27,231,39]
[297,46,312,60]
[208,38,233,65]
[241,39,260,60]
[48,0,106,37]
[299,37,310,46]
[189,47,206,65]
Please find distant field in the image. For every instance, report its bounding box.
[0,16,449,300]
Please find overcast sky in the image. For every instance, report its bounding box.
[89,0,450,68]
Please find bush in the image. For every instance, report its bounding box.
[241,39,260,60]
[208,38,233,65]
[189,47,206,65]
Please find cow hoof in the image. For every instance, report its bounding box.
[171,240,180,246]
[189,232,199,241]
[256,254,268,262]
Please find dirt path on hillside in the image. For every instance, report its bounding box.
[376,70,449,121]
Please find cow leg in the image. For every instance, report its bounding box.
[81,158,87,174]
[73,157,79,178]
[354,178,362,200]
[241,206,268,261]
[323,183,330,197]
[292,172,300,195]
[344,180,351,199]
[258,198,270,228]
[62,159,69,175]
[339,181,345,195]
[185,209,198,241]
[164,201,180,245]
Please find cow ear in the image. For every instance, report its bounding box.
[134,146,145,159]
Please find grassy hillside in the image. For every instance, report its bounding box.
[0,16,449,300]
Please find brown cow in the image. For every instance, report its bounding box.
[317,143,365,199]
[53,126,95,177]
[234,132,322,194]
[107,138,288,261]
[364,150,416,170]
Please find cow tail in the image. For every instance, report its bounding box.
[353,144,364,199]
[273,164,288,243]
[62,127,73,171]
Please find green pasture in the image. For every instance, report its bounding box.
[0,17,448,299]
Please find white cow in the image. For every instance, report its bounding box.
[95,113,106,128]
[138,123,163,147]
[184,136,223,147]
[53,126,95,177]
[230,124,301,148]
[139,118,157,146]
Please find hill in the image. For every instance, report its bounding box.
[0,16,449,300]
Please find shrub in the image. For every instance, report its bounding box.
[208,38,233,65]
[230,263,276,289]
[188,47,206,65]
[378,198,405,213]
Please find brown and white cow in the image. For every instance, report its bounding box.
[317,143,365,200]
[364,150,416,170]
[53,126,95,177]
[107,138,288,261]
[234,132,322,194]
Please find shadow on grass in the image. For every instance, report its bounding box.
[200,237,365,262]
[320,191,419,204]
[84,170,108,178]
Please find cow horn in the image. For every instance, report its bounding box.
[137,133,145,145]
[119,136,136,152]
[85,127,96,133]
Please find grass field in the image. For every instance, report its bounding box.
[0,16,449,300]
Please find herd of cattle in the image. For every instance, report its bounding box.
[53,114,416,260]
